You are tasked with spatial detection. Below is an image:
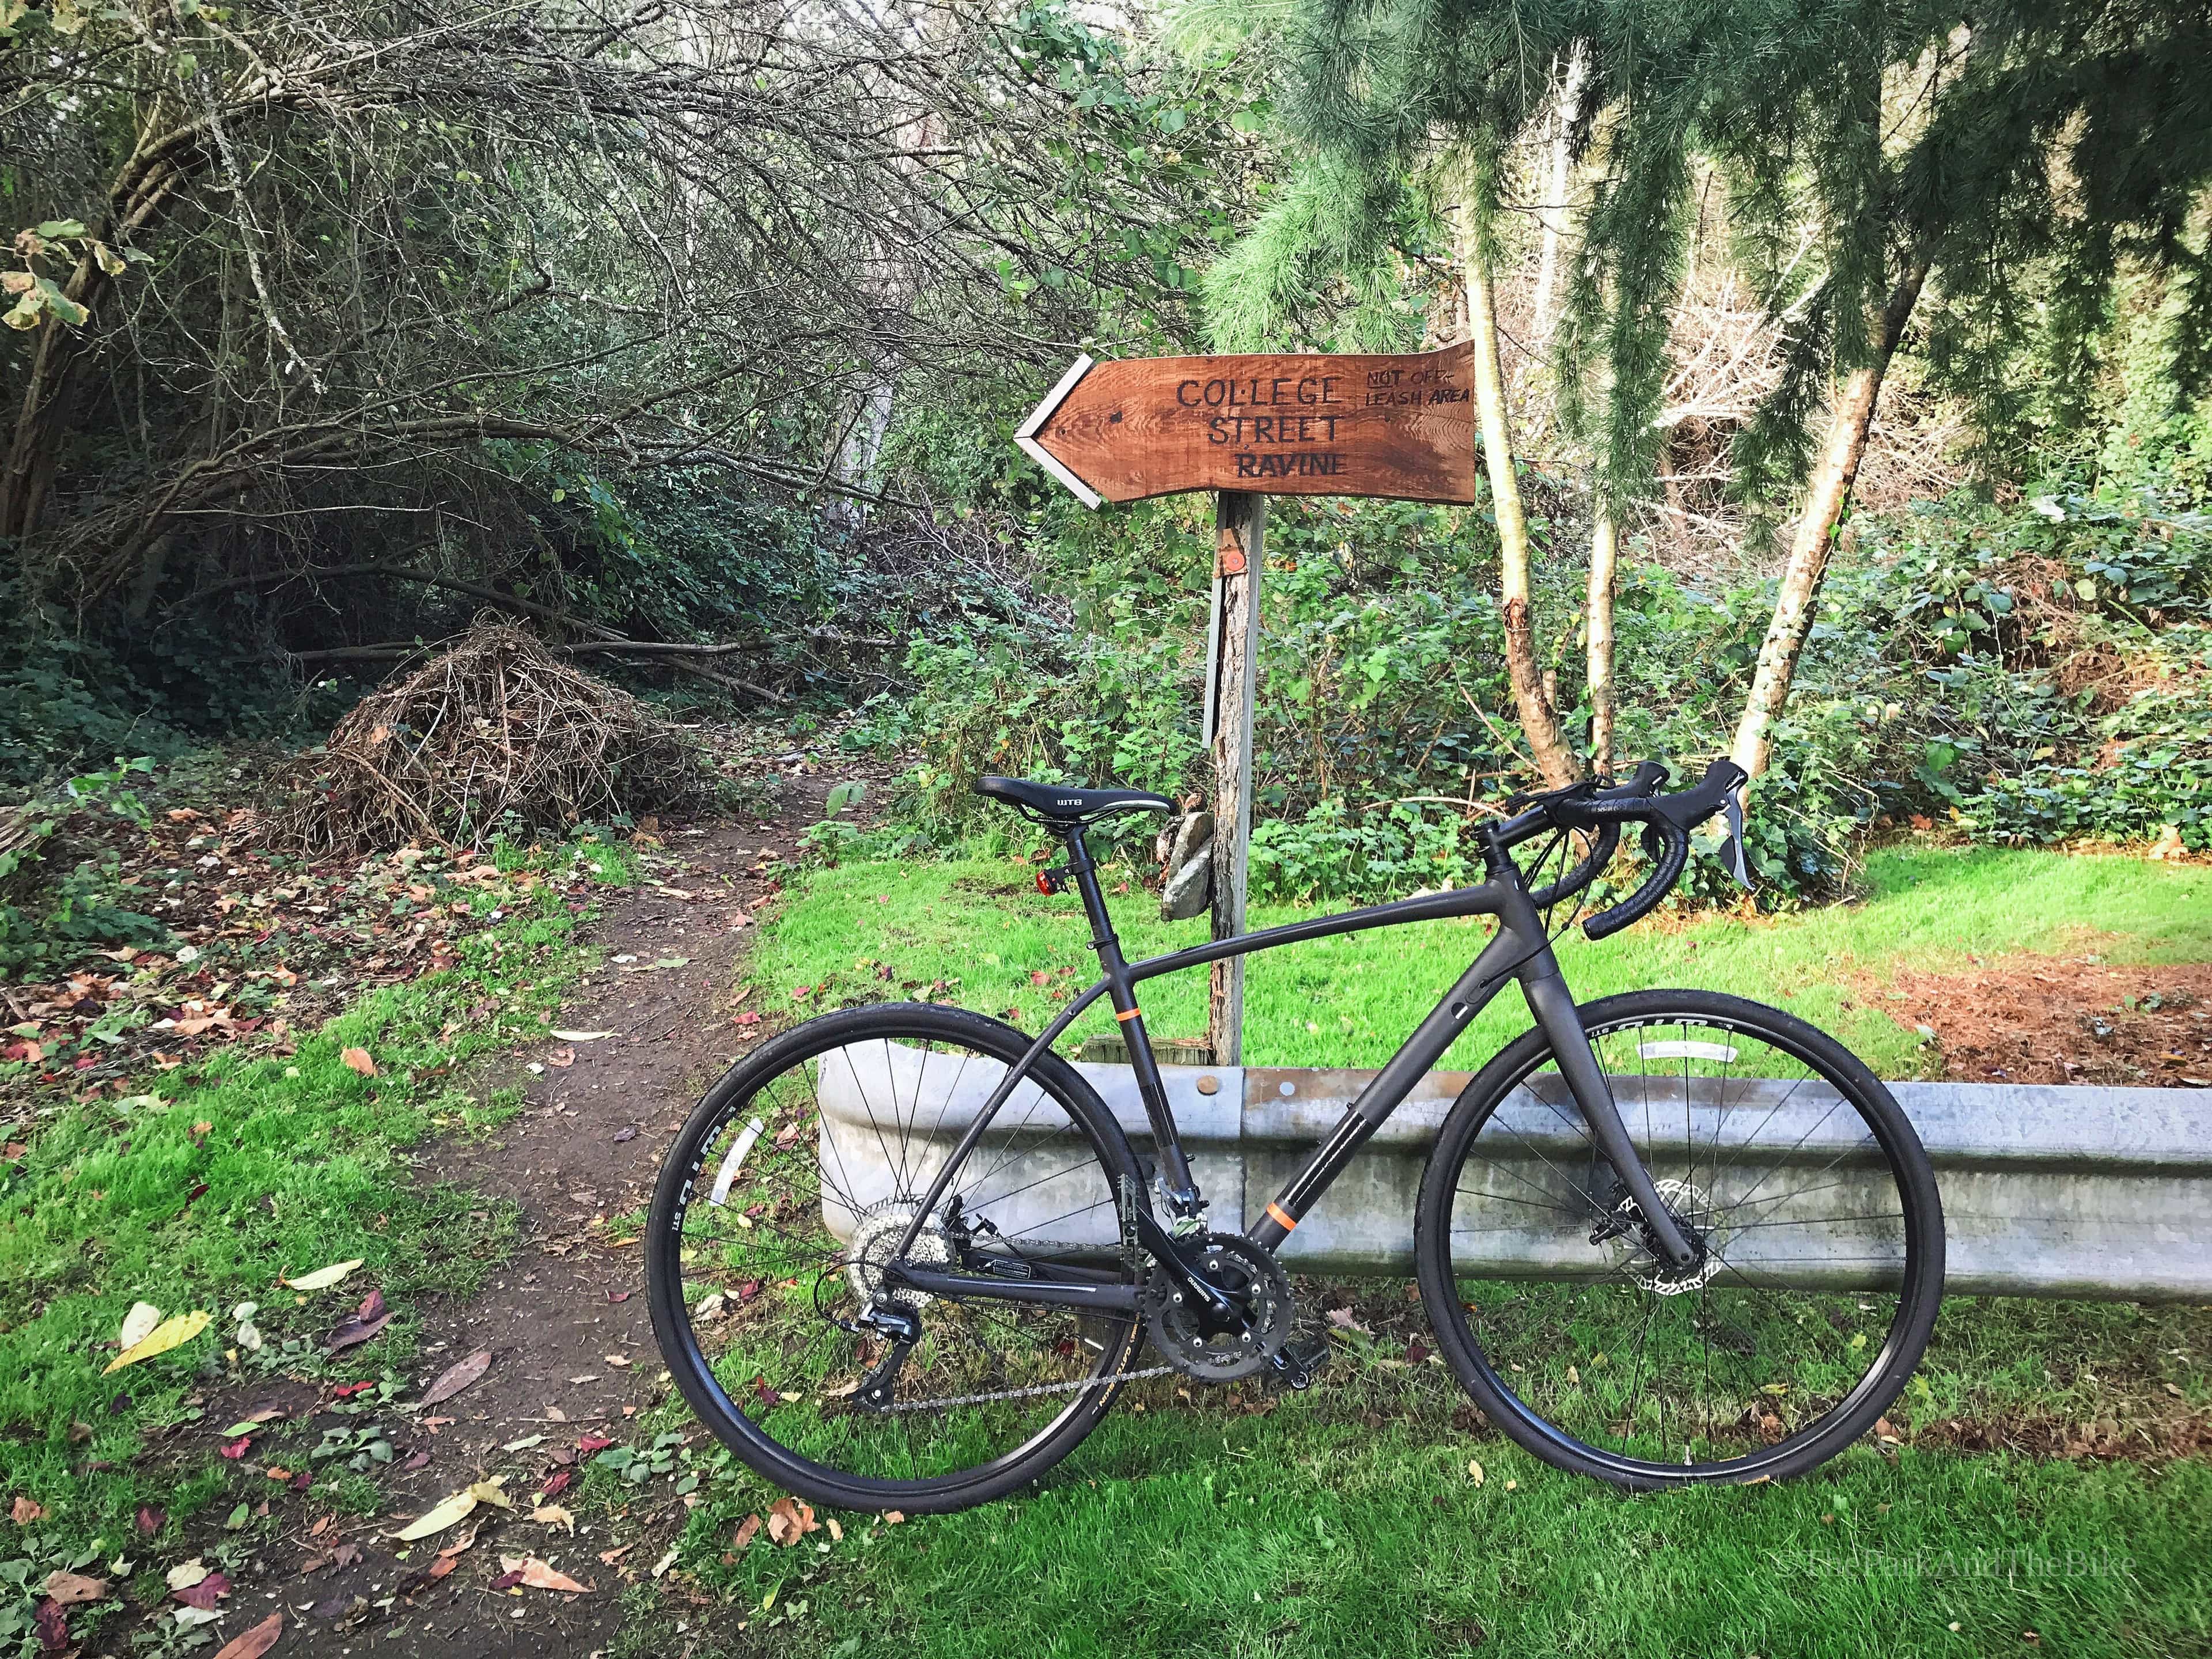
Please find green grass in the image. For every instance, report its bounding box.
[0,852,626,1643]
[755,844,2212,1078]
[635,843,2212,1659]
[766,1433,2207,1659]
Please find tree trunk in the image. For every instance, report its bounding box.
[1465,226,1580,789]
[1729,263,1928,782]
[1529,44,1588,350]
[1585,506,1618,777]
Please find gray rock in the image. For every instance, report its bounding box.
[1168,809,1213,871]
[1161,842,1213,919]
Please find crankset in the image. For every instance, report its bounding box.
[1141,1231,1294,1382]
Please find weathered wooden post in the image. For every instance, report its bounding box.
[1016,346,1476,1059]
[1206,491,1264,1063]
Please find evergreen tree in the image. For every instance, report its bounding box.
[1231,0,2212,785]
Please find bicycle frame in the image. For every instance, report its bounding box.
[885,819,1700,1312]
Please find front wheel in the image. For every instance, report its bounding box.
[1415,989,1944,1487]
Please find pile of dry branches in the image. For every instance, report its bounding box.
[271,624,714,854]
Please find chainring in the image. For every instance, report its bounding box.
[1142,1233,1294,1382]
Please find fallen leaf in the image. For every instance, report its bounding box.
[603,1353,631,1369]
[328,1289,391,1351]
[766,1496,819,1546]
[513,1556,592,1594]
[418,1349,493,1407]
[1324,1306,1373,1337]
[166,1560,211,1592]
[732,1514,762,1551]
[826,1516,843,1543]
[118,1301,163,1350]
[106,1308,213,1373]
[468,1479,513,1511]
[597,1543,634,1566]
[340,1047,378,1077]
[426,1556,457,1582]
[32,1599,66,1651]
[173,1571,231,1610]
[574,1434,615,1455]
[210,1612,283,1659]
[134,1503,162,1535]
[41,1571,107,1606]
[531,1505,575,1535]
[392,1490,478,1541]
[884,1509,906,1525]
[550,1029,618,1042]
[547,1047,575,1068]
[537,1469,572,1501]
[1468,1459,1485,1487]
[13,1495,47,1524]
[650,1548,679,1578]
[220,1437,253,1459]
[286,1259,364,1292]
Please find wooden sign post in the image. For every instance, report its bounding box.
[1017,346,1478,1063]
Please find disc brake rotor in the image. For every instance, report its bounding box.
[1605,1177,1729,1295]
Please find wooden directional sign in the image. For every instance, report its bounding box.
[1016,345,1478,507]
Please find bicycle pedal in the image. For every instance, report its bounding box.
[1269,1335,1330,1391]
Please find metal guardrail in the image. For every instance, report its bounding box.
[817,1051,2212,1301]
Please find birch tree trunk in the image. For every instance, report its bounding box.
[1585,506,1618,777]
[1464,223,1581,789]
[1729,263,1928,781]
[1529,44,1588,350]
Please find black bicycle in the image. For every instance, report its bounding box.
[647,758,1945,1511]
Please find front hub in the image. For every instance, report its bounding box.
[1603,1177,1729,1295]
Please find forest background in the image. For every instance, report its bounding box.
[3,0,2209,955]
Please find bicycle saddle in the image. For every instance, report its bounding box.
[975,777,1174,827]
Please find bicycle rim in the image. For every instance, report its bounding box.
[648,1005,1145,1509]
[1420,991,1943,1484]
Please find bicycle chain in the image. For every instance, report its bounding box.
[884,1363,1179,1412]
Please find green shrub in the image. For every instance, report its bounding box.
[0,759,170,982]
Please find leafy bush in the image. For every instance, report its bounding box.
[0,759,170,981]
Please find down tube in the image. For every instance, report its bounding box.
[1246,922,1535,1250]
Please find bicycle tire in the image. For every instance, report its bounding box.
[647,1003,1148,1513]
[1414,988,1944,1487]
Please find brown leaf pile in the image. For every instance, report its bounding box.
[270,622,714,855]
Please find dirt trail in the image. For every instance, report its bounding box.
[255,775,844,1658]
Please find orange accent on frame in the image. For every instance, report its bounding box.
[1114,1006,1143,1023]
[1264,1201,1298,1232]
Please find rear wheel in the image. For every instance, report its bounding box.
[647,1003,1146,1513]
[1414,989,1944,1486]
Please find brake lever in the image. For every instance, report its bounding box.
[1719,791,1752,889]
